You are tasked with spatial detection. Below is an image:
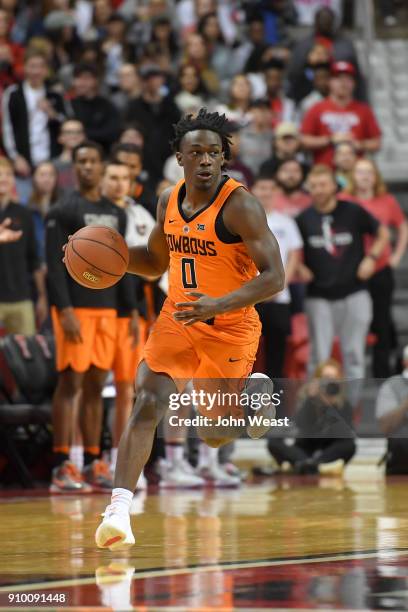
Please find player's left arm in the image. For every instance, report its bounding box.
[174,190,285,325]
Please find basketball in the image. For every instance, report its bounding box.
[64,225,129,290]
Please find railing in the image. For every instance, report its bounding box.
[354,0,376,93]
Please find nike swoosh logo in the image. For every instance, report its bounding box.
[229,358,242,362]
[169,219,176,223]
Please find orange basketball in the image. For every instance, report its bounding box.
[64,225,129,290]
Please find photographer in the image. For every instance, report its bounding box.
[268,359,356,475]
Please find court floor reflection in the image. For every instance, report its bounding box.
[1,476,408,610]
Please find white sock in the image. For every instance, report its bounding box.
[198,443,218,469]
[69,445,84,471]
[110,488,133,515]
[165,443,184,465]
[110,448,118,471]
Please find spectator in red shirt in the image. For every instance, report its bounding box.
[346,158,408,378]
[301,61,381,167]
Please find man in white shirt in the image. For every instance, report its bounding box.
[2,48,65,201]
[252,175,303,378]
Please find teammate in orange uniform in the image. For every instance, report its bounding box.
[101,160,153,487]
[95,109,284,550]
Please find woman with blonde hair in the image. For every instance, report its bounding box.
[347,158,408,377]
[29,161,59,262]
[267,358,356,476]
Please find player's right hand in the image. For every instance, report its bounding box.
[60,307,83,343]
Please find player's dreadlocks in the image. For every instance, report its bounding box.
[171,108,232,160]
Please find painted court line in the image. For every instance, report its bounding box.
[1,547,408,593]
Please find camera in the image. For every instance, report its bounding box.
[320,380,341,396]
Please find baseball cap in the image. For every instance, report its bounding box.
[331,61,356,77]
[275,122,299,139]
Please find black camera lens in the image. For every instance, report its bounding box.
[325,382,340,396]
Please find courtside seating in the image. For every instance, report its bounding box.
[0,334,56,487]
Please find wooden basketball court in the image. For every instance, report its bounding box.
[1,476,408,610]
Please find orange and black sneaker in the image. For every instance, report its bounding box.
[50,460,91,494]
[83,459,114,492]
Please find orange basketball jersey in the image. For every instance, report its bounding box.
[164,176,259,326]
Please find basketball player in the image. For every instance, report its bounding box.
[46,141,138,492]
[101,161,150,485]
[94,109,285,549]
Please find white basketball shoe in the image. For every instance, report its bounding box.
[95,504,135,551]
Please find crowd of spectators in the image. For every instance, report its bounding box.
[0,0,408,486]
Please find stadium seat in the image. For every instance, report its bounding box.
[0,335,56,487]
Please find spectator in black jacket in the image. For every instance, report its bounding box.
[45,141,137,494]
[0,156,47,334]
[2,48,66,201]
[70,63,120,154]
[124,63,180,186]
